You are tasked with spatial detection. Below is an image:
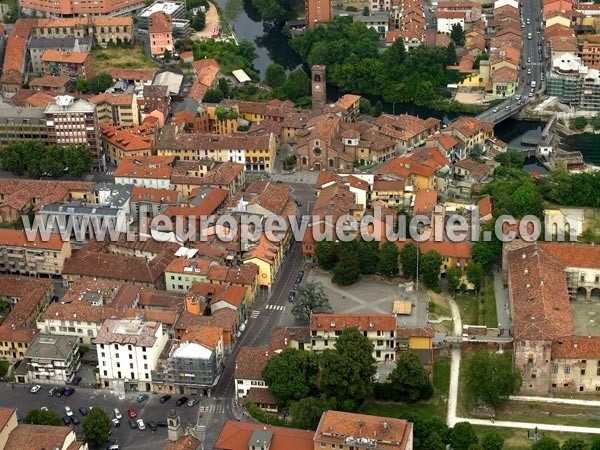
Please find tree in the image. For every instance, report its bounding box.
[41,146,66,178]
[449,422,478,450]
[332,241,360,285]
[64,145,93,178]
[252,0,299,23]
[570,116,588,130]
[320,328,376,410]
[399,242,419,279]
[357,238,379,274]
[591,437,600,450]
[191,10,206,31]
[89,72,113,94]
[265,63,287,88]
[82,407,111,447]
[450,23,465,47]
[481,432,505,450]
[261,348,319,407]
[23,409,62,426]
[447,41,458,66]
[388,351,434,402]
[76,79,88,93]
[446,266,462,293]
[561,439,588,450]
[466,262,484,293]
[163,49,172,63]
[421,250,443,291]
[289,396,335,429]
[218,78,230,97]
[363,5,370,15]
[291,281,332,321]
[315,241,336,270]
[203,88,224,103]
[532,437,560,450]
[373,100,383,117]
[465,351,522,406]
[471,237,499,270]
[378,241,399,277]
[223,0,242,22]
[281,69,310,101]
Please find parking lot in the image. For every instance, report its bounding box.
[0,383,200,450]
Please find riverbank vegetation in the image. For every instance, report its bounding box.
[291,19,466,108]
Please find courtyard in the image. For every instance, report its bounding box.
[571,301,600,336]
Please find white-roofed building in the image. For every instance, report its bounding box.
[151,327,224,395]
[232,69,251,83]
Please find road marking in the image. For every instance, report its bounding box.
[265,304,285,311]
[250,310,260,318]
[198,406,209,412]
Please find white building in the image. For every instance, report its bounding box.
[25,334,80,385]
[95,318,168,392]
[437,11,465,34]
[234,346,271,399]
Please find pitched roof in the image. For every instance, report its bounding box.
[234,346,271,380]
[310,314,397,332]
[131,186,179,204]
[4,424,74,450]
[214,421,313,450]
[29,75,71,88]
[106,68,157,81]
[315,411,412,450]
[538,242,600,269]
[0,229,65,250]
[41,50,89,64]
[148,11,172,34]
[413,188,437,216]
[114,155,176,179]
[552,336,600,360]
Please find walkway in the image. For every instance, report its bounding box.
[510,396,600,407]
[447,295,462,427]
[455,418,600,435]
[493,268,511,337]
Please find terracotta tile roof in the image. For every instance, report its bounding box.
[433,133,460,150]
[29,75,71,88]
[25,92,56,108]
[90,92,134,106]
[544,23,574,39]
[478,195,492,217]
[310,314,397,332]
[373,179,405,191]
[377,146,448,180]
[552,336,600,359]
[335,94,361,110]
[235,346,271,380]
[548,35,578,52]
[106,68,157,81]
[396,326,435,338]
[100,124,153,153]
[1,20,35,86]
[269,326,311,352]
[139,289,186,309]
[159,132,272,152]
[114,155,176,180]
[181,325,223,350]
[244,180,292,216]
[0,179,89,214]
[193,58,220,87]
[413,188,437,216]
[438,10,465,18]
[538,242,600,269]
[214,421,313,450]
[315,411,412,450]
[131,186,179,204]
[436,33,452,47]
[445,116,494,138]
[372,114,440,143]
[0,408,15,435]
[163,187,228,220]
[312,183,357,221]
[247,387,277,406]
[33,17,132,28]
[242,234,281,265]
[42,300,114,324]
[165,257,212,275]
[172,161,244,188]
[0,229,65,251]
[148,12,172,34]
[124,308,178,325]
[11,89,37,106]
[316,173,369,191]
[41,49,89,64]
[162,435,201,450]
[492,66,518,83]
[4,424,73,450]
[225,263,259,285]
[508,243,574,341]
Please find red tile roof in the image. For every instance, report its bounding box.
[148,12,172,34]
[214,421,314,450]
[538,242,600,269]
[234,346,271,380]
[41,50,89,64]
[310,314,397,332]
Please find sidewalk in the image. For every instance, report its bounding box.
[447,294,462,427]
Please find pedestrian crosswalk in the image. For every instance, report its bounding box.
[197,425,206,442]
[198,403,225,413]
[250,310,260,319]
[265,304,285,311]
[105,170,114,175]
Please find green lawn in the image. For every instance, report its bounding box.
[360,357,450,421]
[472,425,598,450]
[454,276,497,328]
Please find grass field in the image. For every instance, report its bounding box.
[454,276,497,328]
[91,45,158,74]
[360,357,450,420]
[472,425,598,450]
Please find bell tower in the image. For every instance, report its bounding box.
[311,65,326,115]
[167,409,181,441]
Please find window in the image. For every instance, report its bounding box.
[531,374,536,379]
[582,369,586,376]
[320,443,325,448]
[552,364,558,373]
[565,365,571,374]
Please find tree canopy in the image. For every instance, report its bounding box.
[532,437,561,450]
[421,250,443,291]
[400,242,419,279]
[289,396,335,430]
[23,409,62,426]
[387,351,434,402]
[261,348,319,407]
[449,422,478,450]
[466,262,484,292]
[90,73,113,94]
[378,241,399,277]
[465,351,522,406]
[82,407,111,447]
[291,281,332,321]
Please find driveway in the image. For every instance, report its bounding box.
[493,268,512,336]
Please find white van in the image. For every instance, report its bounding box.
[527,33,532,39]
[531,80,536,88]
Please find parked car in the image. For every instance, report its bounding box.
[15,411,21,423]
[147,420,157,431]
[294,199,302,207]
[71,415,80,425]
[159,395,171,404]
[128,408,137,418]
[128,419,137,429]
[48,387,57,397]
[40,406,48,411]
[295,271,304,284]
[30,385,41,394]
[65,406,73,417]
[157,420,168,428]
[111,418,120,427]
[62,416,71,426]
[64,387,75,397]
[106,445,120,450]
[175,397,188,407]
[57,387,66,397]
[113,409,122,420]
[288,291,296,302]
[79,407,89,416]
[72,376,82,386]
[136,394,149,403]
[492,108,499,113]
[187,398,199,407]
[136,419,146,431]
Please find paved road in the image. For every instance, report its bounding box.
[0,383,199,450]
[447,295,462,427]
[493,268,511,337]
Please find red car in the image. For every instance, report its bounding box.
[128,408,137,418]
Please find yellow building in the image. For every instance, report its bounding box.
[242,235,283,291]
[395,326,435,378]
[89,92,139,127]
[199,104,240,135]
[0,408,18,448]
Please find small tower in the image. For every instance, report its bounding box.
[167,409,181,442]
[311,65,326,115]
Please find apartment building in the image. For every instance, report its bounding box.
[0,276,53,361]
[20,0,145,17]
[25,334,80,385]
[29,36,92,74]
[130,186,181,221]
[2,423,86,450]
[215,421,314,450]
[310,314,397,362]
[170,160,245,199]
[100,123,153,164]
[306,0,332,28]
[114,155,176,189]
[234,346,271,399]
[0,408,18,449]
[41,50,92,82]
[581,41,600,67]
[0,104,47,147]
[90,93,139,127]
[148,12,173,59]
[0,229,71,277]
[96,318,168,392]
[44,96,103,171]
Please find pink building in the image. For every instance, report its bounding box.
[148,12,173,58]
